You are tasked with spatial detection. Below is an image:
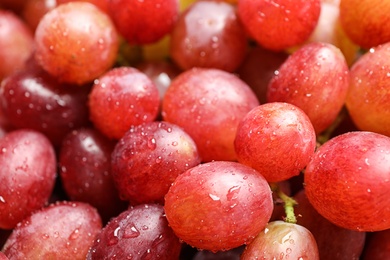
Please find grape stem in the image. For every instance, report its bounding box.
[317,106,348,145]
[270,183,298,224]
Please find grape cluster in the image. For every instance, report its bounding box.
[1,0,390,259]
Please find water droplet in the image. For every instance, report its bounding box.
[227,185,241,201]
[209,193,220,201]
[42,233,50,239]
[123,224,140,238]
[0,196,5,203]
[69,228,80,240]
[155,156,162,163]
[147,138,157,150]
[114,226,121,237]
[365,158,370,165]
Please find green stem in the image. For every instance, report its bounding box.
[270,183,298,224]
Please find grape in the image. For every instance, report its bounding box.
[236,46,288,104]
[170,0,248,72]
[304,131,390,231]
[87,204,182,260]
[0,59,91,147]
[59,128,127,223]
[240,221,320,259]
[164,161,273,252]
[162,68,259,162]
[88,66,160,140]
[301,1,359,65]
[234,102,317,183]
[0,252,7,260]
[2,201,102,259]
[267,42,350,134]
[34,2,119,85]
[362,229,390,260]
[345,42,390,137]
[340,0,390,49]
[108,0,179,45]
[0,129,56,229]
[237,0,321,51]
[57,0,109,13]
[136,60,181,105]
[0,10,34,82]
[111,121,201,204]
[22,0,56,31]
[294,189,366,260]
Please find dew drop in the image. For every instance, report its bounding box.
[0,196,5,203]
[114,226,121,237]
[209,193,220,201]
[123,224,140,238]
[69,228,80,240]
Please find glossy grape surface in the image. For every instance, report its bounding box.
[164,161,273,252]
[111,121,201,204]
[34,2,119,85]
[237,0,321,51]
[0,129,56,229]
[59,128,127,223]
[170,0,248,72]
[87,204,181,259]
[2,201,102,259]
[88,66,160,139]
[240,221,320,259]
[235,102,316,182]
[162,68,259,162]
[305,131,390,231]
[267,42,350,134]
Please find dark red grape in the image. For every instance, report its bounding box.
[294,189,366,260]
[362,229,390,260]
[164,161,273,252]
[304,131,390,231]
[108,0,179,45]
[2,201,102,259]
[240,221,320,259]
[234,102,317,183]
[236,46,289,104]
[267,42,350,134]
[111,121,201,204]
[170,0,248,72]
[162,68,259,162]
[87,204,181,259]
[88,66,160,140]
[59,128,127,223]
[237,0,321,51]
[0,129,56,229]
[34,2,119,85]
[0,10,34,82]
[0,59,91,147]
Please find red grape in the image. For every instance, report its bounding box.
[111,121,201,204]
[0,252,7,260]
[162,68,259,162]
[57,0,109,13]
[345,42,390,137]
[164,161,273,252]
[267,42,350,134]
[236,46,289,104]
[88,66,160,140]
[34,2,119,85]
[22,0,56,32]
[0,59,90,147]
[237,0,321,51]
[59,128,127,223]
[108,0,179,45]
[170,0,248,72]
[294,189,366,260]
[240,221,320,259]
[362,229,390,260]
[0,10,34,82]
[234,102,317,183]
[2,201,102,259]
[87,204,181,259]
[339,0,390,49]
[0,129,56,229]
[304,131,390,231]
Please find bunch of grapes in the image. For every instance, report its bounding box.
[1,0,390,259]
